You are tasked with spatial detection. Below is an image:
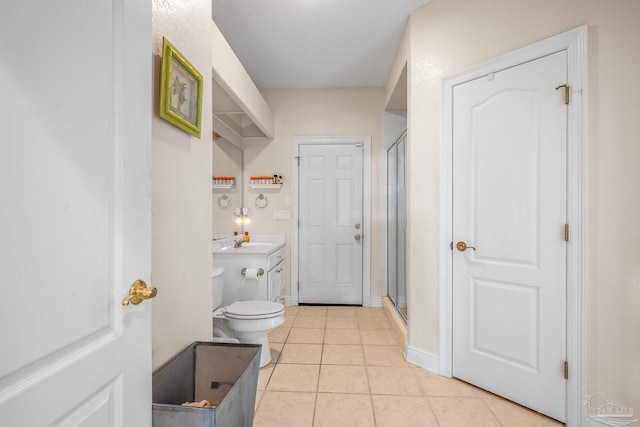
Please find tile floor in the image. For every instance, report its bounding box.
[253,305,564,427]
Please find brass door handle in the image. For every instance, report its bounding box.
[456,241,476,252]
[355,234,361,241]
[122,280,157,305]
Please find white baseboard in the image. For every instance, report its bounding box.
[282,296,293,306]
[369,296,382,307]
[405,344,439,374]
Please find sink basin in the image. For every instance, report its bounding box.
[215,242,278,253]
[241,242,271,248]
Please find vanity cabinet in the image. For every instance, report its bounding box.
[213,241,285,305]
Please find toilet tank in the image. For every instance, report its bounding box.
[212,266,225,309]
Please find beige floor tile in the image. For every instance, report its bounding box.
[358,316,392,329]
[372,395,439,427]
[484,397,564,426]
[325,316,359,329]
[429,397,501,426]
[266,363,319,392]
[287,327,325,343]
[327,306,359,316]
[367,366,424,396]
[322,344,365,365]
[413,368,477,397]
[255,390,264,410]
[293,315,327,328]
[257,306,562,427]
[360,329,398,345]
[297,306,328,316]
[280,315,295,328]
[269,342,283,364]
[269,327,290,343]
[363,345,406,366]
[252,391,316,427]
[318,365,370,394]
[470,383,502,399]
[257,364,275,391]
[323,328,361,345]
[314,393,375,427]
[279,343,323,364]
[284,306,299,316]
[356,307,387,318]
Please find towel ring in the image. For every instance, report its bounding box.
[255,193,269,209]
[217,194,232,209]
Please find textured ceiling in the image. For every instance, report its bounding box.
[212,0,430,89]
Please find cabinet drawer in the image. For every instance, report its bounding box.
[267,248,284,270]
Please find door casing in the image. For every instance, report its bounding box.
[291,135,372,306]
[439,25,587,426]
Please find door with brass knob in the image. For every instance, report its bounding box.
[451,50,569,420]
[122,279,158,305]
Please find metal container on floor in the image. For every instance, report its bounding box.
[152,341,261,427]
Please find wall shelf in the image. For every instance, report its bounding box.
[212,184,235,190]
[249,183,281,190]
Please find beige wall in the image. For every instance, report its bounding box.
[151,0,213,369]
[245,88,385,301]
[389,0,640,414]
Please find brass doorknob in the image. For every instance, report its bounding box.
[122,280,157,305]
[456,241,476,252]
[355,234,361,241]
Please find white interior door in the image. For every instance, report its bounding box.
[0,1,152,425]
[298,144,363,305]
[452,51,567,421]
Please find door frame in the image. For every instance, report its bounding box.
[439,25,587,425]
[291,135,372,306]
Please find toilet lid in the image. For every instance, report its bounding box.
[224,301,285,319]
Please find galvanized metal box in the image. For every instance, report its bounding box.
[152,341,261,427]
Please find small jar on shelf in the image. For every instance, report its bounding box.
[212,176,235,186]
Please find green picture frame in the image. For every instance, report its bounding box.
[159,37,203,138]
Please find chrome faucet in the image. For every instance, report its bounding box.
[233,239,245,248]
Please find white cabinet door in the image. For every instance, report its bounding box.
[0,1,152,425]
[268,261,285,302]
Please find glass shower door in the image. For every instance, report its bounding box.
[387,132,407,322]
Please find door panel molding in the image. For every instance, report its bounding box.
[292,136,372,306]
[439,25,587,426]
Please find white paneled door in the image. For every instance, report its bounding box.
[452,51,567,421]
[0,1,152,425]
[298,144,363,305]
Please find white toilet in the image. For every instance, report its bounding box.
[212,266,285,367]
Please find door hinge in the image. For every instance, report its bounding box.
[564,361,569,379]
[295,156,300,166]
[556,84,570,105]
[450,241,453,250]
[564,224,569,242]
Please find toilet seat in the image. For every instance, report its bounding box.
[223,300,284,320]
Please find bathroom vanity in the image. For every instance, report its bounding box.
[213,235,285,304]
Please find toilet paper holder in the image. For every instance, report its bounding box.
[241,268,264,277]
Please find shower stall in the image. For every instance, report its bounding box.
[386,131,407,322]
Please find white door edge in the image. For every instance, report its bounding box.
[291,135,372,306]
[438,25,587,426]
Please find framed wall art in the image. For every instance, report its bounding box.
[159,37,203,138]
